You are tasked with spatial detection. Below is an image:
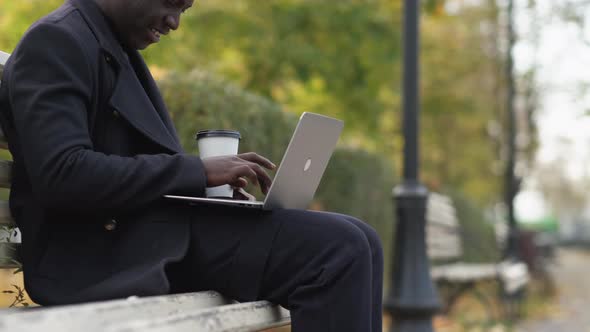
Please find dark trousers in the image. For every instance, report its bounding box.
[166,205,384,332]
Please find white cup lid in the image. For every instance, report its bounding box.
[195,130,241,140]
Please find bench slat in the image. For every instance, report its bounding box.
[110,300,291,332]
[427,227,460,238]
[0,50,8,65]
[0,201,13,225]
[0,243,20,268]
[431,262,498,282]
[426,211,458,227]
[0,128,5,150]
[426,193,463,262]
[427,240,461,250]
[427,235,461,246]
[0,291,235,331]
[1,50,10,147]
[428,249,462,260]
[0,292,290,332]
[0,160,11,188]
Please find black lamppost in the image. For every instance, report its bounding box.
[384,0,441,331]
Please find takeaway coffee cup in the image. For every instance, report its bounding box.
[196,129,241,198]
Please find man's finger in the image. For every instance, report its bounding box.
[247,162,272,194]
[230,177,248,188]
[238,152,276,170]
[235,165,258,187]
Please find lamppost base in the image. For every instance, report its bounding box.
[393,319,440,332]
[385,181,441,332]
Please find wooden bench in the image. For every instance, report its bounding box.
[426,192,530,319]
[0,50,291,331]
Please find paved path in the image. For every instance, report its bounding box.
[517,248,590,332]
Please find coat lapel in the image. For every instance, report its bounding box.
[70,0,183,154]
[125,50,183,149]
[108,63,182,154]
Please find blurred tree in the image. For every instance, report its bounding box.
[534,139,589,218]
[555,0,590,45]
[143,0,404,145]
[0,1,62,49]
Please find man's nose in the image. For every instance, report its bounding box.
[165,14,180,30]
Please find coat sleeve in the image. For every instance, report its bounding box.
[7,22,207,214]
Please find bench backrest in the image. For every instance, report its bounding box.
[426,192,463,261]
[0,50,19,269]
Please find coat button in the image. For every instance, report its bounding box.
[104,54,112,63]
[104,219,117,231]
[112,110,120,118]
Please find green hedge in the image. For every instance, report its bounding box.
[160,70,296,164]
[159,69,395,258]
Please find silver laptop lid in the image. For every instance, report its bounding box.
[263,112,343,210]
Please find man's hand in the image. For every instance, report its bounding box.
[233,187,257,201]
[201,152,276,195]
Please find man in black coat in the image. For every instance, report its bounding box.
[0,0,384,331]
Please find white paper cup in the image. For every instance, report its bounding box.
[196,130,241,198]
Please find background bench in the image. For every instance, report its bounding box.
[426,192,530,320]
[0,50,291,331]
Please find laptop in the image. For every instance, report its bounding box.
[164,112,344,210]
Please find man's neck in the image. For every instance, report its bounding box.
[90,0,128,49]
[92,0,111,18]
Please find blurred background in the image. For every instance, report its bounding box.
[2,0,590,331]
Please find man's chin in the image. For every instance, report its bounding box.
[127,37,152,51]
[136,43,150,50]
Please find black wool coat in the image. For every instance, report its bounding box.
[0,0,207,305]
